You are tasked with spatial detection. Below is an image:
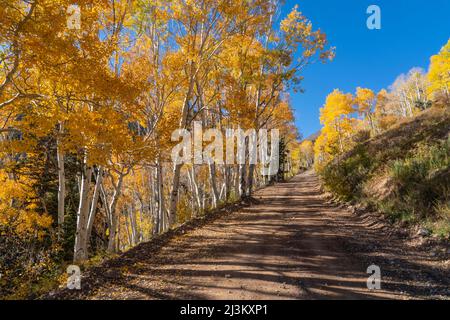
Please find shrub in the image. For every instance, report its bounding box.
[318,119,450,237]
[321,145,372,201]
[383,137,450,230]
[0,225,62,299]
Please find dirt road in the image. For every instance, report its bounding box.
[57,171,449,300]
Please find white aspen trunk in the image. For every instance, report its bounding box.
[235,165,241,197]
[254,165,260,188]
[156,161,165,233]
[367,112,375,134]
[188,165,202,214]
[149,167,158,235]
[224,165,231,201]
[168,75,195,226]
[208,163,219,208]
[202,191,206,211]
[247,163,255,197]
[107,208,118,252]
[86,167,103,246]
[107,173,125,252]
[188,174,196,214]
[401,92,413,117]
[168,163,182,226]
[56,122,65,230]
[138,200,144,242]
[124,208,132,247]
[240,163,247,198]
[129,203,138,246]
[116,213,121,252]
[100,184,111,226]
[187,168,194,208]
[73,163,93,263]
[220,182,225,200]
[219,166,226,201]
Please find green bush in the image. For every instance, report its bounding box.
[321,145,372,201]
[382,138,449,234]
[426,200,450,237]
[319,133,450,237]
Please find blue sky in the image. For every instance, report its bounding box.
[280,0,450,138]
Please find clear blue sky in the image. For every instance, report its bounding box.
[281,0,450,138]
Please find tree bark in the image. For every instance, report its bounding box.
[56,122,65,232]
[235,165,241,197]
[156,161,166,233]
[208,163,219,208]
[73,162,93,263]
[247,163,255,197]
[188,165,202,214]
[85,167,103,249]
[240,164,247,198]
[107,172,125,252]
[168,70,195,226]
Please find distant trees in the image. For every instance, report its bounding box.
[312,39,449,172]
[297,140,314,168]
[355,87,377,133]
[387,68,430,117]
[313,89,355,169]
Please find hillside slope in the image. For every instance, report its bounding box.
[320,108,450,237]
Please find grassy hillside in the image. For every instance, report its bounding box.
[320,108,450,237]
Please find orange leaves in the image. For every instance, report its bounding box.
[0,1,329,168]
[0,0,156,171]
[280,5,334,64]
[320,89,354,127]
[315,89,357,169]
[427,38,450,97]
[1,1,331,249]
[355,87,375,115]
[221,34,265,82]
[63,105,134,167]
[0,170,52,238]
